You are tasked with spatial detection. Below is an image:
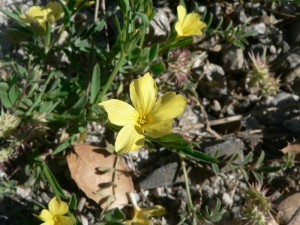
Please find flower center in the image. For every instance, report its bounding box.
[138,115,146,125]
[53,215,61,224]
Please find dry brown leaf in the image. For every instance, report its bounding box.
[67,143,133,209]
[281,140,300,155]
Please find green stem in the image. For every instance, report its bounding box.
[112,155,120,199]
[98,53,125,101]
[42,163,66,198]
[180,153,194,211]
[25,71,54,117]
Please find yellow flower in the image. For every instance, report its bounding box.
[99,73,186,154]
[46,1,64,24]
[64,0,95,8]
[124,193,166,225]
[19,6,51,30]
[36,196,73,225]
[175,5,206,37]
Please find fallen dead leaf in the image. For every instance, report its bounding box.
[281,140,300,155]
[67,143,133,209]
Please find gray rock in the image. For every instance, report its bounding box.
[246,22,266,39]
[280,4,297,16]
[282,119,300,133]
[222,192,233,206]
[222,43,248,73]
[287,20,300,44]
[234,9,248,23]
[201,139,245,173]
[144,7,171,46]
[265,92,299,106]
[138,162,178,189]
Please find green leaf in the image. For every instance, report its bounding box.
[145,139,154,150]
[9,84,21,106]
[106,208,126,221]
[28,68,36,81]
[178,148,218,163]
[39,101,53,113]
[253,151,265,169]
[257,166,283,173]
[116,0,130,14]
[90,64,100,104]
[53,134,76,154]
[69,193,77,210]
[212,163,219,175]
[240,167,249,181]
[228,163,237,174]
[0,82,9,92]
[0,9,22,23]
[74,38,90,51]
[17,65,27,79]
[70,95,88,110]
[135,12,149,27]
[156,133,183,142]
[42,163,67,198]
[150,62,165,76]
[149,44,159,62]
[59,0,71,26]
[242,152,253,165]
[0,92,12,108]
[252,171,263,185]
[229,153,239,162]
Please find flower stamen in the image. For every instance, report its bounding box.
[138,116,146,125]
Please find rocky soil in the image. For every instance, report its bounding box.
[1,0,300,225]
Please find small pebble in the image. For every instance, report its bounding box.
[222,192,233,205]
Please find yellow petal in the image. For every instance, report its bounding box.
[143,120,173,138]
[46,1,64,21]
[28,6,51,19]
[141,205,166,216]
[40,222,52,225]
[130,73,157,116]
[59,215,74,225]
[48,196,69,216]
[99,100,139,126]
[135,211,152,225]
[182,13,206,36]
[148,92,186,123]
[19,14,35,23]
[175,21,183,36]
[38,209,53,221]
[177,5,186,23]
[115,124,144,154]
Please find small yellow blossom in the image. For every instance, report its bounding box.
[36,196,73,225]
[64,0,95,8]
[175,5,206,37]
[124,193,166,225]
[46,1,64,24]
[99,73,186,154]
[19,6,51,30]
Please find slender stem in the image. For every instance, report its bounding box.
[25,71,54,116]
[179,153,194,210]
[98,53,125,101]
[112,155,120,199]
[42,163,65,198]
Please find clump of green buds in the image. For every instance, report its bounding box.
[242,183,274,225]
[0,147,14,169]
[248,52,280,97]
[14,112,48,146]
[0,112,21,138]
